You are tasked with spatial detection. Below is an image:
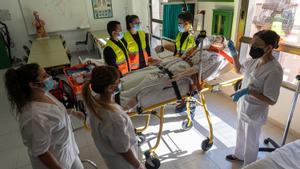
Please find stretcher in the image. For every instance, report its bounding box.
[78,33,243,168]
[117,35,243,168]
[125,72,242,169]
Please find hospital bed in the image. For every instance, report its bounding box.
[243,139,300,169]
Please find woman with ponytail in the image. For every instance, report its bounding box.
[82,65,144,169]
[5,63,84,169]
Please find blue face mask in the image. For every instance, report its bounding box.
[42,77,56,92]
[178,24,185,33]
[117,32,124,39]
[133,24,141,31]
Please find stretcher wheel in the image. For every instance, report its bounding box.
[137,134,146,146]
[264,138,270,145]
[201,138,213,152]
[181,120,193,131]
[145,157,160,169]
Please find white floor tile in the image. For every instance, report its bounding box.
[0,132,24,152]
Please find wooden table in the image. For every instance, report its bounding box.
[28,36,70,69]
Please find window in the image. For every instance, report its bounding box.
[240,0,300,86]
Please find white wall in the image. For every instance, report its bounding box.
[0,0,130,59]
[0,0,30,59]
[268,87,300,137]
[128,0,150,33]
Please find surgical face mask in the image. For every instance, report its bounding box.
[117,32,124,39]
[178,24,185,33]
[133,24,141,31]
[249,46,265,59]
[41,77,56,92]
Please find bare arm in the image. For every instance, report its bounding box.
[228,40,242,74]
[38,151,63,169]
[183,47,199,61]
[120,149,141,169]
[249,89,276,105]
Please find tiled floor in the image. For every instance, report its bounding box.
[0,54,298,169]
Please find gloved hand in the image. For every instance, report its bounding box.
[231,88,249,102]
[228,40,238,58]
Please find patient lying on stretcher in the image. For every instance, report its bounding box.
[120,35,235,107]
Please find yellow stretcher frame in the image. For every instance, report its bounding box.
[127,76,243,159]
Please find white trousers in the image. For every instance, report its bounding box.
[234,119,262,166]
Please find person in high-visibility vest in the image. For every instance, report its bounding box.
[124,15,151,70]
[173,12,197,113]
[103,21,130,76]
[174,12,196,57]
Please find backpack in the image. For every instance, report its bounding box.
[50,78,77,109]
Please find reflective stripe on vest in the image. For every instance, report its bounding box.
[124,31,149,69]
[175,32,196,55]
[105,40,130,75]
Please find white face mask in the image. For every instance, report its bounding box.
[113,83,122,96]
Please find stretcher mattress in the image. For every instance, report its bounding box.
[120,49,230,111]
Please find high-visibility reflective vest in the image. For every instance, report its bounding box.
[175,32,196,55]
[124,31,149,70]
[105,40,130,75]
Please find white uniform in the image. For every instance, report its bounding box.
[235,58,283,165]
[88,104,138,169]
[19,92,82,169]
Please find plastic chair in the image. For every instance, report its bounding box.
[23,45,30,56]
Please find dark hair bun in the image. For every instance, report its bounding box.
[254,30,280,49]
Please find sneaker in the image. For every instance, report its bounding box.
[225,154,243,161]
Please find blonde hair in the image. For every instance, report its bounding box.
[82,66,121,121]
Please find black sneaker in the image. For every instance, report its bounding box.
[225,154,243,161]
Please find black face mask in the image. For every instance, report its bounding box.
[249,46,265,59]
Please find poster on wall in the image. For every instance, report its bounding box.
[91,0,113,19]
